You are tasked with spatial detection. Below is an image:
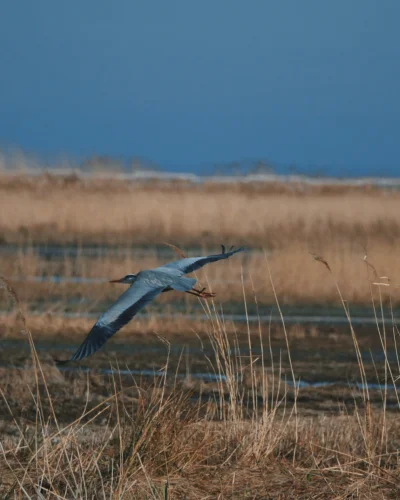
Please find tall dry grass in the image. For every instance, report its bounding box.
[2,256,400,498]
[3,240,400,306]
[1,172,400,248]
[3,171,400,305]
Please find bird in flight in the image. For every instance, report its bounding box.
[58,245,245,363]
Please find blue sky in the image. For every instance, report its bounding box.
[1,0,399,176]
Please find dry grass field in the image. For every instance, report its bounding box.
[3,243,400,307]
[1,171,400,249]
[2,171,400,498]
[2,171,400,306]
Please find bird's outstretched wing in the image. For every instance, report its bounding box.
[58,274,166,363]
[158,245,245,275]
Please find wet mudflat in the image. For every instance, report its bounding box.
[1,318,399,419]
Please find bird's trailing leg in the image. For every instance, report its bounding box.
[186,287,216,299]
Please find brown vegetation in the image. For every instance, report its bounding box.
[1,275,400,498]
[2,174,400,497]
[2,171,400,305]
[1,171,400,248]
[2,362,400,498]
[2,240,400,306]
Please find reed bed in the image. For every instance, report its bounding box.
[3,240,400,306]
[3,171,400,306]
[1,172,400,248]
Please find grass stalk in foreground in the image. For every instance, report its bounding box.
[1,265,400,498]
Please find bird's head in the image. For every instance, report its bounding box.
[109,273,137,285]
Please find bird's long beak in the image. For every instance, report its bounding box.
[109,277,124,283]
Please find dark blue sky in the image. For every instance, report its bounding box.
[1,1,400,176]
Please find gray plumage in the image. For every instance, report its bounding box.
[157,245,243,275]
[59,245,245,363]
